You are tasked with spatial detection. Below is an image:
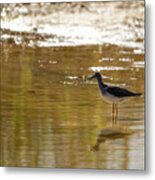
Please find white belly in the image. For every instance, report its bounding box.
[101,92,129,104]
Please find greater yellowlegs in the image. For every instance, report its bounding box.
[87,72,141,121]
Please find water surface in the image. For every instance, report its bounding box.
[0,44,144,169]
[0,1,144,170]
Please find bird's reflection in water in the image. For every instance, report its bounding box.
[92,126,132,151]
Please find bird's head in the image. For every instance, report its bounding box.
[87,72,102,81]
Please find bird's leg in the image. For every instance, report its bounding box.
[112,103,114,115]
[114,104,116,124]
[114,104,119,124]
[113,104,118,124]
[112,103,114,124]
[116,104,118,120]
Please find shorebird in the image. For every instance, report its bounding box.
[87,72,141,122]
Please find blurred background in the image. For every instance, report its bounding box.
[1,1,144,48]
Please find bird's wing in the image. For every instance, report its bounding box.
[106,86,137,97]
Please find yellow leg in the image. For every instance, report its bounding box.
[113,103,116,124]
[112,103,114,115]
[113,104,118,124]
[112,103,114,124]
[114,103,119,124]
[116,104,118,120]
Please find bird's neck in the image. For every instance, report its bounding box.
[96,77,107,91]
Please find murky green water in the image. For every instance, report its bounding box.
[0,43,144,169]
[0,1,144,170]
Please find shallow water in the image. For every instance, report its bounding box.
[0,44,144,169]
[0,1,144,170]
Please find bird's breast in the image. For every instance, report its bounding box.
[101,92,125,103]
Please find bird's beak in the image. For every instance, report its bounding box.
[87,74,95,80]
